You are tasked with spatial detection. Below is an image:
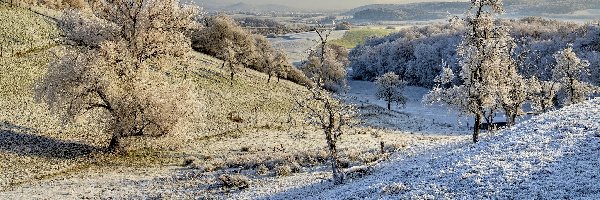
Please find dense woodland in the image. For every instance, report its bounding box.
[350,17,600,88]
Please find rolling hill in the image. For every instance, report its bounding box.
[347,0,600,22]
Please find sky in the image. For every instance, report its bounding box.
[197,0,467,10]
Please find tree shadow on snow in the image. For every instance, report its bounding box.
[0,121,98,159]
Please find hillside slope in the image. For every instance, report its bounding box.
[0,4,309,189]
[252,98,600,199]
[1,6,445,195]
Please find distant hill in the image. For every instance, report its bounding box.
[346,2,470,22]
[348,0,600,22]
[197,1,297,12]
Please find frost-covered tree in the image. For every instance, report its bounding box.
[193,14,257,84]
[425,0,511,143]
[253,35,289,83]
[375,72,407,110]
[552,46,595,106]
[527,77,561,113]
[349,16,600,88]
[272,50,290,83]
[497,69,527,126]
[301,42,349,92]
[497,45,528,126]
[35,0,200,151]
[293,25,356,184]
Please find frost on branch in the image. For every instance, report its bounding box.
[291,86,358,185]
[552,46,597,106]
[35,0,201,151]
[375,72,408,110]
[424,0,516,142]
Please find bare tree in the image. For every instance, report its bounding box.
[375,72,407,110]
[35,0,200,151]
[292,24,357,185]
[293,86,356,185]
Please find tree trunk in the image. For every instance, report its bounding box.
[473,114,481,143]
[508,109,517,126]
[230,71,234,86]
[387,101,391,110]
[326,130,344,185]
[108,134,120,152]
[329,142,344,185]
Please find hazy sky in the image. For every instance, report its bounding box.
[200,0,467,10]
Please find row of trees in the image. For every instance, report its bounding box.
[192,14,311,86]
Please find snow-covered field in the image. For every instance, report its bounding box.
[347,80,472,135]
[268,30,346,64]
[230,98,600,199]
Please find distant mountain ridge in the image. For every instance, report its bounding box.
[195,1,298,12]
[347,0,600,22]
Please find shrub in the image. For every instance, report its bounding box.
[381,182,408,194]
[256,164,269,175]
[290,162,303,173]
[275,164,292,177]
[219,174,251,189]
[183,156,199,166]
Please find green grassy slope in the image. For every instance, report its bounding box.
[330,29,395,49]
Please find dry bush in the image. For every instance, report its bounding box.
[275,164,292,177]
[290,161,303,173]
[381,182,409,194]
[218,174,251,189]
[285,67,314,87]
[300,43,350,92]
[35,0,201,151]
[256,164,269,175]
[183,156,199,166]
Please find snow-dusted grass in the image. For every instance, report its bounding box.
[248,98,600,199]
[0,4,60,57]
[0,11,431,195]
